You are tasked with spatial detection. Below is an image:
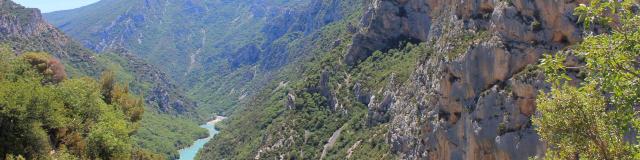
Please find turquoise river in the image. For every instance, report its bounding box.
[178,120,220,160]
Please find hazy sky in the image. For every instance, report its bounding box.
[13,0,100,13]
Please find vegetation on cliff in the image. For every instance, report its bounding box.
[197,18,435,158]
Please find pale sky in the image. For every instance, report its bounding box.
[13,0,100,13]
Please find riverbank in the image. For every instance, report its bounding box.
[207,116,227,125]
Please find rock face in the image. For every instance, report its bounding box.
[0,0,50,38]
[319,69,337,110]
[345,0,431,66]
[0,0,98,72]
[351,0,585,159]
[285,91,296,110]
[112,52,197,114]
[367,74,397,126]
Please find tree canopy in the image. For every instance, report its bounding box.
[0,45,156,159]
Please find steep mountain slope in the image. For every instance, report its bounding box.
[1,0,195,115]
[44,0,330,115]
[200,0,586,159]
[0,0,204,158]
[42,0,371,158]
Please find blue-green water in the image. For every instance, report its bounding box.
[178,123,219,160]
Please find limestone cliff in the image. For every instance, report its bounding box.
[354,0,585,159]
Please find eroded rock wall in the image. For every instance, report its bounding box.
[355,0,586,159]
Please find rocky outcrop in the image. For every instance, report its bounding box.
[285,91,296,110]
[345,0,431,66]
[320,126,345,160]
[113,52,197,114]
[0,0,98,72]
[0,0,51,38]
[319,69,337,110]
[353,82,371,106]
[354,0,586,159]
[347,0,582,66]
[367,74,398,126]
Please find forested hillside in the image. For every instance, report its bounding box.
[0,0,205,158]
[45,0,356,117]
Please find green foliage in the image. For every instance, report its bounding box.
[531,19,542,31]
[574,0,639,30]
[534,85,635,159]
[4,155,25,160]
[94,54,136,89]
[3,1,203,158]
[20,52,67,84]
[132,148,164,160]
[198,2,367,158]
[95,53,207,158]
[535,1,640,159]
[198,2,438,158]
[0,47,151,159]
[132,111,208,159]
[354,42,428,90]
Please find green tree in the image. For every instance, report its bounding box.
[534,0,640,159]
[0,46,152,159]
